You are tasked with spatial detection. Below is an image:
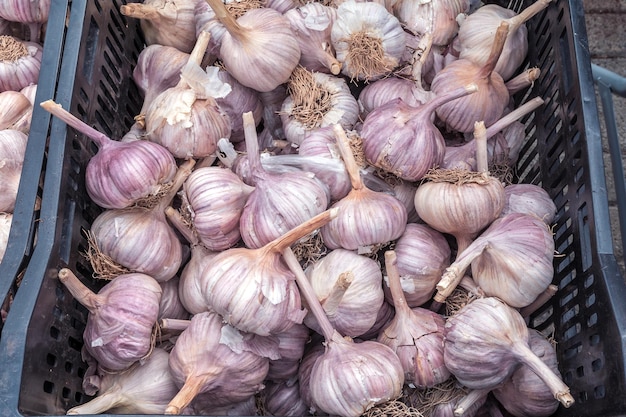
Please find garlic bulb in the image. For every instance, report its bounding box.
[378,251,450,388]
[303,248,385,338]
[165,311,272,414]
[285,3,341,74]
[437,212,555,308]
[57,268,162,373]
[121,0,198,53]
[66,348,178,415]
[183,166,254,251]
[0,35,42,92]
[385,223,451,308]
[158,277,190,321]
[266,323,310,382]
[0,90,32,132]
[144,32,233,159]
[205,0,300,92]
[431,22,511,133]
[0,129,27,213]
[331,0,406,81]
[393,0,469,46]
[297,338,326,414]
[492,329,561,417]
[263,380,309,417]
[0,212,12,262]
[457,0,553,81]
[238,112,330,248]
[357,76,420,119]
[281,66,359,146]
[501,183,557,224]
[360,83,477,181]
[87,160,194,282]
[200,208,337,336]
[40,100,178,210]
[358,299,395,341]
[320,124,407,254]
[0,0,49,41]
[282,248,404,417]
[443,297,574,408]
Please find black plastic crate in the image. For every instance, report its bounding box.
[2,0,626,416]
[0,0,73,336]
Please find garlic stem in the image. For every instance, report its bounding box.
[411,32,433,89]
[165,206,199,246]
[507,0,553,33]
[242,111,263,176]
[320,272,354,316]
[454,388,490,417]
[434,240,490,304]
[479,21,509,79]
[155,159,196,213]
[474,121,488,173]
[511,342,575,408]
[519,284,558,318]
[266,207,339,254]
[505,67,540,95]
[160,318,191,332]
[204,0,247,41]
[195,155,217,169]
[384,251,412,317]
[332,123,363,190]
[67,388,125,414]
[120,4,162,21]
[40,100,112,149]
[57,268,100,314]
[166,374,215,415]
[282,247,342,343]
[484,97,544,138]
[177,31,211,89]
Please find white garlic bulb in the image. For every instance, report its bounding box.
[0,35,42,92]
[0,129,27,213]
[393,0,470,46]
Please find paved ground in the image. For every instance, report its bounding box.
[583,0,626,275]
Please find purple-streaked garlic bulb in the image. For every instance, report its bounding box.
[40,100,177,210]
[357,76,421,119]
[66,348,178,415]
[158,277,190,321]
[205,0,300,92]
[132,44,190,122]
[0,0,49,41]
[297,338,326,414]
[120,0,199,53]
[437,212,555,309]
[182,166,254,251]
[443,297,574,408]
[165,206,219,315]
[431,22,511,133]
[165,311,273,414]
[360,83,477,181]
[501,184,557,225]
[457,0,553,81]
[303,248,385,338]
[258,85,288,141]
[285,3,341,74]
[214,66,263,142]
[0,35,42,92]
[320,124,407,255]
[283,247,404,416]
[144,32,232,159]
[281,66,359,146]
[414,122,506,263]
[358,299,395,341]
[0,89,32,133]
[263,380,309,417]
[0,212,12,262]
[393,0,469,46]
[0,129,27,213]
[384,223,451,308]
[200,208,337,336]
[378,251,450,389]
[331,0,406,82]
[492,329,561,417]
[238,112,330,248]
[266,323,310,382]
[87,160,194,282]
[57,268,162,373]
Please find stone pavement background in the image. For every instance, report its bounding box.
[583,0,626,276]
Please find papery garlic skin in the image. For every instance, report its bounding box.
[304,249,385,338]
[331,0,406,81]
[0,36,42,92]
[0,212,12,262]
[393,0,470,46]
[0,129,27,213]
[184,166,254,251]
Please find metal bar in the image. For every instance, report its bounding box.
[592,64,626,267]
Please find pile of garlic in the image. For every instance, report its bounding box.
[44,0,577,416]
